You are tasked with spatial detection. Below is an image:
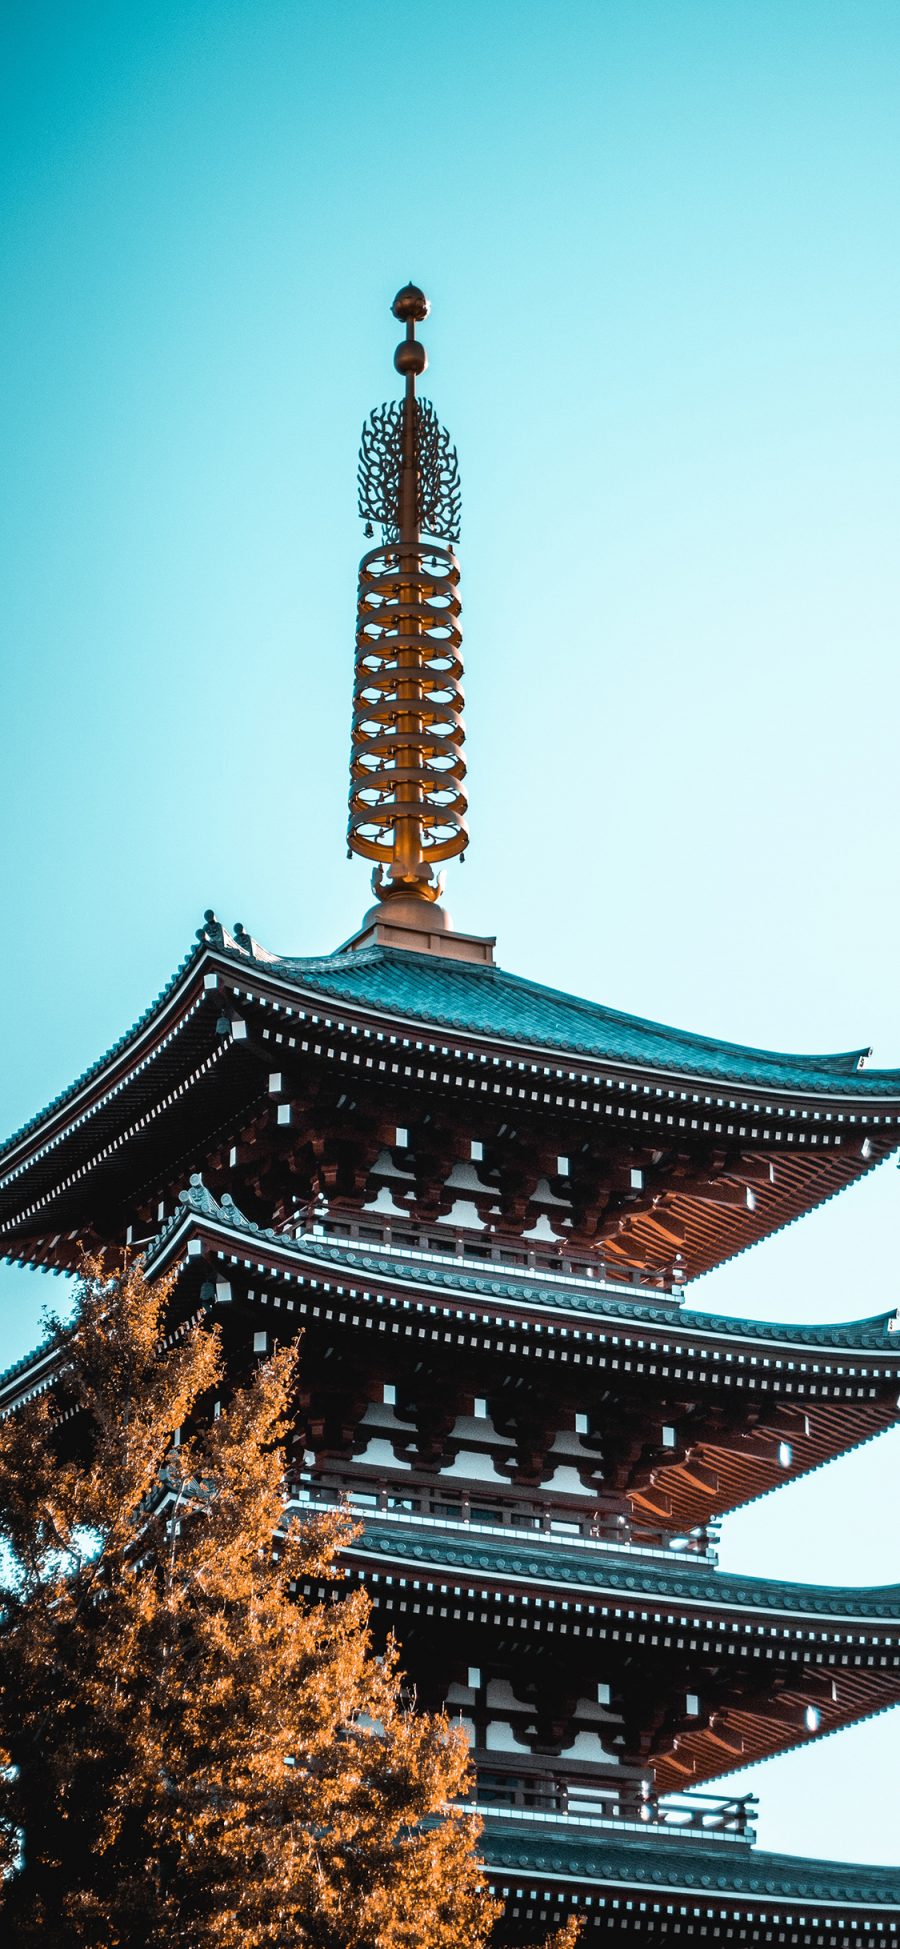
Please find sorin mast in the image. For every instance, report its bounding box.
[348,286,466,915]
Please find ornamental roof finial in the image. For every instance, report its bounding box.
[348,285,466,907]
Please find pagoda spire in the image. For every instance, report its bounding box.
[348,285,466,908]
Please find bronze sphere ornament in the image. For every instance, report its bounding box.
[391,281,430,322]
[349,287,466,905]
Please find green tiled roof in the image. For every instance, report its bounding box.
[480,1819,900,1906]
[352,1517,900,1621]
[263,941,900,1097]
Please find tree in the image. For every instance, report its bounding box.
[0,1256,579,1948]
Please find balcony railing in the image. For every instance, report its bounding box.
[287,1474,719,1565]
[281,1206,682,1301]
[472,1770,757,1845]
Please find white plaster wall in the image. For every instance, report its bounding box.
[485,1719,525,1753]
[352,1437,411,1471]
[557,1729,618,1763]
[440,1447,510,1484]
[542,1463,596,1498]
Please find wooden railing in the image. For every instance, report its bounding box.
[280,1206,682,1300]
[473,1770,757,1843]
[287,1474,719,1563]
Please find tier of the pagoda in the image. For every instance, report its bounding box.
[8,1170,900,1548]
[139,1181,900,1528]
[1,922,898,1290]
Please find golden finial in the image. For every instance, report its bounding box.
[348,285,466,905]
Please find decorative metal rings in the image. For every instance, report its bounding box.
[348,542,467,877]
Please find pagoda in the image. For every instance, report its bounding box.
[3,287,900,1947]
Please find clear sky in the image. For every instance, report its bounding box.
[1,0,899,1868]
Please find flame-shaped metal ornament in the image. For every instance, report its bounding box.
[348,286,466,904]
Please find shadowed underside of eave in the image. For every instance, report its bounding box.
[1,1119,896,1291]
[603,1138,899,1283]
[629,1400,900,1531]
[341,1533,900,1794]
[653,1668,900,1795]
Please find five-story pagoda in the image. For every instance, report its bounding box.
[2,289,900,1947]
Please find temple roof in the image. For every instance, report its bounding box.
[480,1819,900,1912]
[351,1515,900,1621]
[2,922,899,1175]
[2,920,898,1286]
[261,942,899,1097]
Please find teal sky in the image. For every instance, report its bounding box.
[1,0,899,1866]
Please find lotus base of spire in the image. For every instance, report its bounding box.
[371,865,446,906]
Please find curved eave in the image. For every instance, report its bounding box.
[0,939,209,1172]
[480,1819,900,1917]
[0,951,274,1268]
[221,946,900,1104]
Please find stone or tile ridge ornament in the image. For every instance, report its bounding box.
[349,286,467,910]
[176,1176,270,1237]
[195,908,225,949]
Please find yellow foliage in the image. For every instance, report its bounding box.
[0,1255,579,1949]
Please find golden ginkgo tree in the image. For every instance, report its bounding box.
[0,1256,579,1949]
